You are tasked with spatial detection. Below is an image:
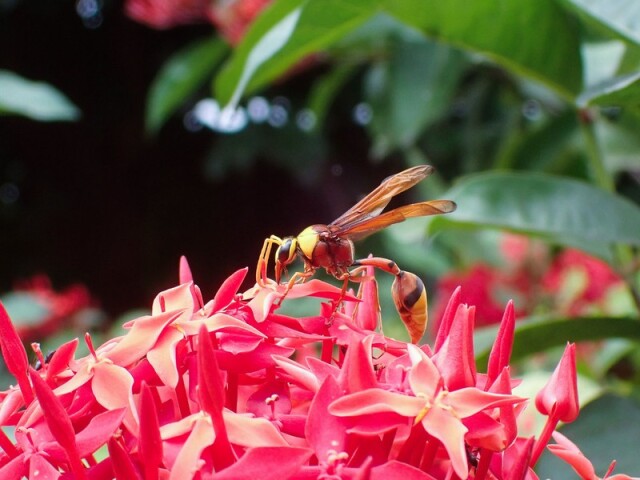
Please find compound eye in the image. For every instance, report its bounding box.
[276,238,297,266]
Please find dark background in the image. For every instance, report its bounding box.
[0,0,398,315]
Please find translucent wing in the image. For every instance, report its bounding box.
[330,165,434,228]
[337,200,457,241]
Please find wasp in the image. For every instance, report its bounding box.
[256,165,456,343]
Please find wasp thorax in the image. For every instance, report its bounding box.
[276,237,297,266]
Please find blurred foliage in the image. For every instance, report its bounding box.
[0,69,79,121]
[4,0,640,474]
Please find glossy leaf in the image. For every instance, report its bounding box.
[146,37,227,134]
[382,0,583,99]
[432,172,640,251]
[475,315,640,365]
[215,0,377,106]
[560,0,640,45]
[0,70,80,121]
[577,70,640,108]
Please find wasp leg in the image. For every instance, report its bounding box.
[353,257,427,344]
[256,235,285,286]
[273,267,316,307]
[352,257,402,276]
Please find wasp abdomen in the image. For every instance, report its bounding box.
[392,271,428,344]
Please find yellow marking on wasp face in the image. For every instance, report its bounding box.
[296,226,319,260]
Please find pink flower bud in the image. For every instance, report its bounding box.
[535,343,579,423]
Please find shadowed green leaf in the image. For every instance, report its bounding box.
[475,315,640,365]
[382,0,583,99]
[432,172,640,253]
[146,37,228,134]
[578,70,640,108]
[365,37,467,157]
[0,70,80,121]
[560,0,640,45]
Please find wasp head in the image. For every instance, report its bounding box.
[275,237,298,283]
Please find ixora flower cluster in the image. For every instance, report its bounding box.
[0,257,635,479]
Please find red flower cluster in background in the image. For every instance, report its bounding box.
[433,237,624,328]
[0,257,635,479]
[125,0,271,44]
[2,275,92,343]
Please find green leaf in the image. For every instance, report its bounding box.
[215,0,378,106]
[0,70,80,121]
[494,110,582,172]
[560,0,640,45]
[225,6,302,109]
[432,172,640,251]
[475,315,640,365]
[537,394,640,476]
[382,0,583,99]
[365,37,467,157]
[595,111,640,173]
[578,70,640,108]
[306,63,357,130]
[146,37,228,134]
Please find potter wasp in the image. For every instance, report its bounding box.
[257,165,456,343]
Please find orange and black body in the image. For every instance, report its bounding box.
[392,271,428,344]
[257,165,456,343]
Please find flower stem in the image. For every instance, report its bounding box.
[0,428,18,457]
[475,449,492,480]
[419,436,438,472]
[529,415,558,467]
[321,338,334,364]
[397,424,428,465]
[578,110,613,192]
[175,374,191,418]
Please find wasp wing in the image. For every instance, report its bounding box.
[330,165,435,228]
[337,199,456,241]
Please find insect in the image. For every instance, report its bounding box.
[256,165,456,343]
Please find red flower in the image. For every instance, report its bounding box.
[535,343,579,423]
[531,343,579,466]
[125,0,211,29]
[208,0,272,45]
[329,344,524,478]
[0,255,617,479]
[2,275,92,342]
[125,0,271,44]
[542,249,622,315]
[433,264,529,328]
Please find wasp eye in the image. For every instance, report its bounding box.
[276,238,296,265]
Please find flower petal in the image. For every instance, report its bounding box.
[421,406,468,478]
[92,363,134,411]
[108,310,184,367]
[168,416,214,480]
[223,412,288,447]
[329,389,423,418]
[212,267,248,312]
[547,431,596,479]
[213,446,312,480]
